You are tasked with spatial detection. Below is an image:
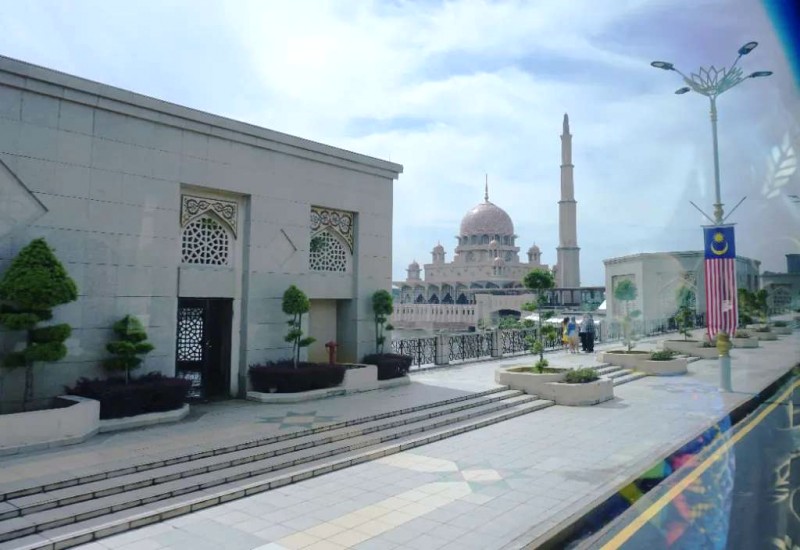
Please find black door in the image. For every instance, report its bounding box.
[176,298,233,400]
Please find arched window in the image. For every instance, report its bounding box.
[429,294,440,304]
[415,294,426,304]
[309,231,348,272]
[456,293,469,304]
[181,215,231,266]
[442,293,453,304]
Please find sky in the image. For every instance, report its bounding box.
[1,0,798,286]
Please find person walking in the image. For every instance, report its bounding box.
[567,316,578,353]
[585,313,596,352]
[579,314,590,352]
[561,317,570,349]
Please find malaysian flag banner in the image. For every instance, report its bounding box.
[704,225,737,340]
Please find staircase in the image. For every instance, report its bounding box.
[594,364,648,386]
[0,387,553,550]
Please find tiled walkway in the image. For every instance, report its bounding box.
[5,332,799,550]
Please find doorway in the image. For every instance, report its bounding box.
[175,298,233,400]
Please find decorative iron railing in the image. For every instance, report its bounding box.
[390,337,437,367]
[500,328,536,355]
[448,333,494,363]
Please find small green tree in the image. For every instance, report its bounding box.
[753,289,769,323]
[282,285,315,368]
[674,286,695,341]
[0,238,78,410]
[522,269,556,370]
[372,289,394,354]
[614,279,640,351]
[103,315,155,384]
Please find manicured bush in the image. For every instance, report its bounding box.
[734,330,751,338]
[534,358,549,372]
[66,373,191,419]
[282,285,315,368]
[650,350,677,361]
[754,326,771,333]
[362,353,412,380]
[0,238,78,410]
[104,315,155,383]
[249,361,346,393]
[565,368,599,384]
[773,321,788,328]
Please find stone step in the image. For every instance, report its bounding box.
[1,390,527,520]
[602,369,632,380]
[0,385,513,503]
[612,372,648,386]
[0,398,554,550]
[0,393,537,541]
[594,366,623,376]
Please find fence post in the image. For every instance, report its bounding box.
[435,335,449,366]
[491,329,502,358]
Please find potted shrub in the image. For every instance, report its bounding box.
[637,350,688,375]
[103,315,155,384]
[362,290,412,380]
[283,285,315,368]
[0,238,78,411]
[67,374,191,420]
[494,362,568,396]
[248,361,346,393]
[521,268,557,366]
[601,280,649,367]
[732,330,759,348]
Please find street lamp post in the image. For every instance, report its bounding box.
[651,41,772,224]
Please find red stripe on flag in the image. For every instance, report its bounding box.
[705,257,738,339]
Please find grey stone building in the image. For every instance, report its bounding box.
[0,56,402,405]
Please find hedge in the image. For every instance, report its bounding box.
[66,373,191,419]
[361,353,413,380]
[249,361,346,393]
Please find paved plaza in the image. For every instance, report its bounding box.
[1,331,797,550]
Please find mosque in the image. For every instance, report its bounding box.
[393,115,604,329]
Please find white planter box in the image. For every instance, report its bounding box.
[98,404,190,433]
[771,326,792,335]
[495,367,567,396]
[637,358,688,376]
[0,395,99,456]
[598,351,652,369]
[342,365,379,393]
[732,337,759,349]
[542,379,614,406]
[754,332,778,341]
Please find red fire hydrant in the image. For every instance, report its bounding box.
[325,341,338,365]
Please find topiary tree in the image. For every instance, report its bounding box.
[372,289,394,354]
[103,315,155,384]
[614,279,640,351]
[0,238,78,410]
[522,269,556,370]
[282,285,315,368]
[675,285,695,341]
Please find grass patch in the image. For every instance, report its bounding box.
[650,350,677,361]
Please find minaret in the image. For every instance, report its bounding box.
[556,113,580,287]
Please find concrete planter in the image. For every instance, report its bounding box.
[495,367,567,397]
[637,358,688,376]
[247,364,409,403]
[98,404,190,433]
[342,364,379,393]
[0,396,99,456]
[662,340,702,355]
[543,379,614,406]
[771,326,792,335]
[598,351,651,370]
[754,331,778,341]
[732,337,759,349]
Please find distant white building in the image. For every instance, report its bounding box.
[762,254,800,312]
[603,251,761,322]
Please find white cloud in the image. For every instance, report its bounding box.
[0,0,796,284]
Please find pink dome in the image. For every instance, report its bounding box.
[459,200,514,237]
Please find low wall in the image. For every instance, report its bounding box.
[754,332,778,341]
[0,395,99,456]
[495,368,566,396]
